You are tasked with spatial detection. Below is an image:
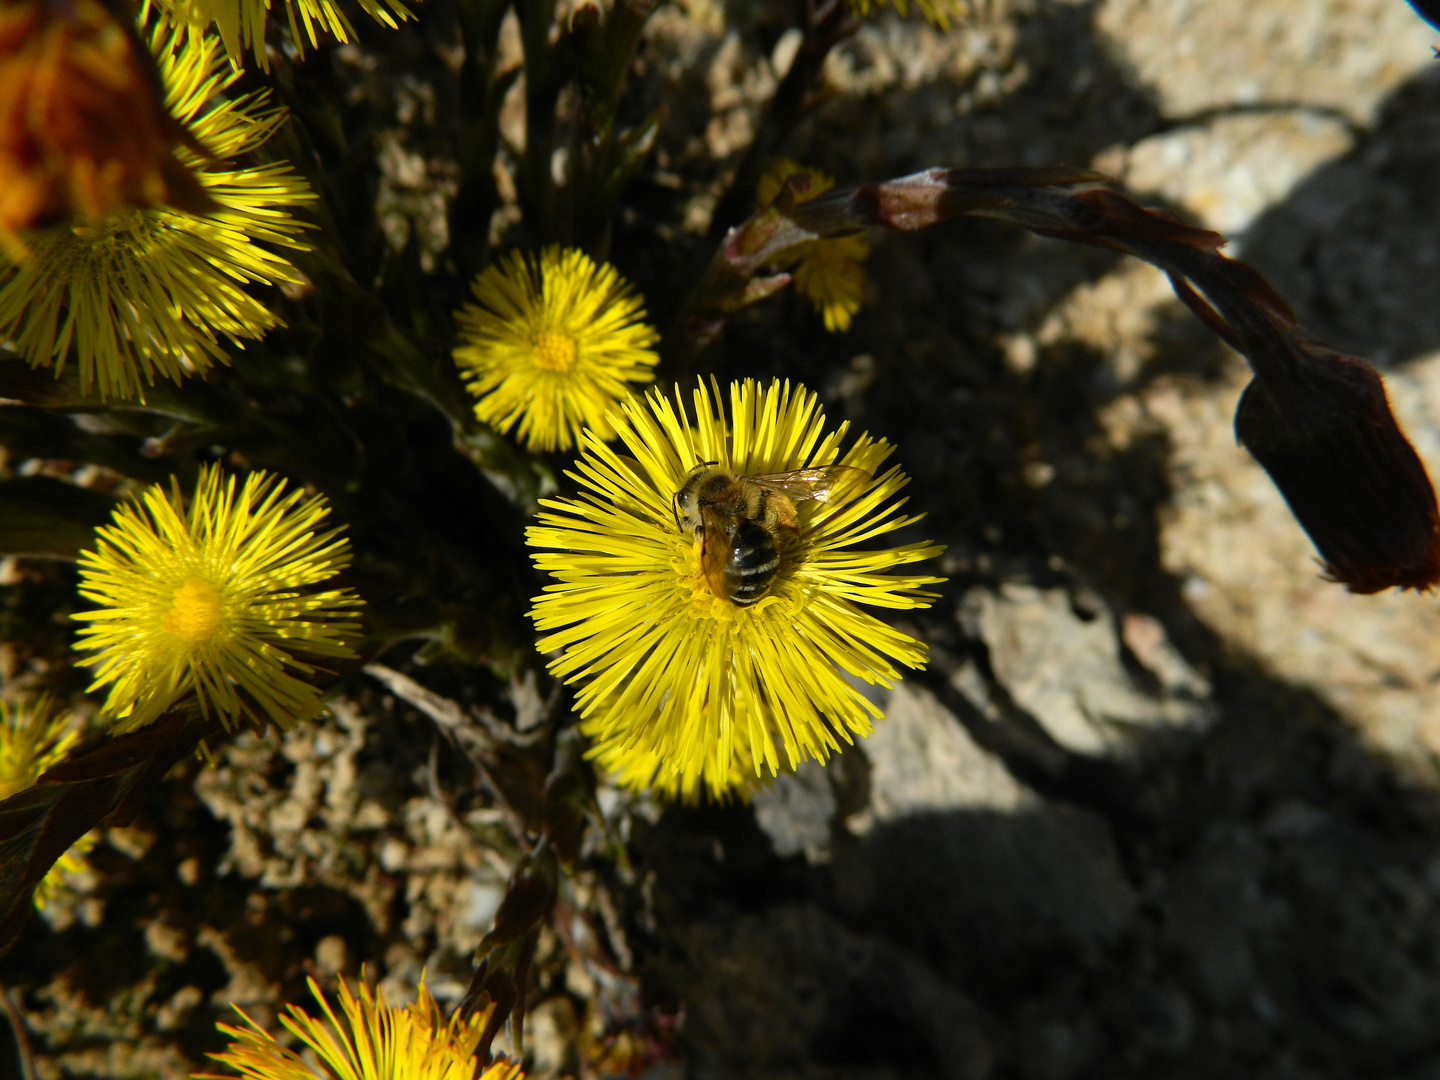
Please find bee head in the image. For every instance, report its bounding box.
[673,460,721,532]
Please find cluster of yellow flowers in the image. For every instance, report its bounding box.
[0,0,947,801]
[436,152,940,799]
[451,163,873,459]
[0,7,939,805]
[0,0,951,1071]
[451,245,943,799]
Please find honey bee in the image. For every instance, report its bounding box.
[673,462,863,605]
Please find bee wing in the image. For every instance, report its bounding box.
[745,465,869,504]
[698,505,736,600]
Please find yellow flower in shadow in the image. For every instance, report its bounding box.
[528,379,945,801]
[0,19,315,401]
[152,0,414,71]
[0,696,96,908]
[453,246,660,453]
[756,159,870,333]
[72,464,362,734]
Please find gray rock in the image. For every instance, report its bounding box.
[672,904,999,1080]
[752,760,838,862]
[862,681,1030,822]
[971,584,1214,756]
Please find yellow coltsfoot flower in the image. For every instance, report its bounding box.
[0,697,96,908]
[72,464,362,734]
[453,246,660,453]
[528,378,945,801]
[204,976,522,1080]
[0,19,315,401]
[756,159,871,333]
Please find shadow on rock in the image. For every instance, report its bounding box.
[1242,63,1440,367]
[634,655,1440,1079]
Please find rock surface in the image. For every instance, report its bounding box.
[11,0,1440,1079]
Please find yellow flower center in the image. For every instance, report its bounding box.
[676,534,787,619]
[532,330,578,372]
[160,577,225,643]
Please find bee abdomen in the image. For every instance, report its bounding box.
[726,520,780,605]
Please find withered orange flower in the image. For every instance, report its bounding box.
[0,0,210,257]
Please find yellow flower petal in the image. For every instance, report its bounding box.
[755,160,870,333]
[203,976,522,1080]
[793,232,870,333]
[755,158,836,210]
[31,832,98,910]
[528,379,945,801]
[151,0,414,71]
[0,696,80,799]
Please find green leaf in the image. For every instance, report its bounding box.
[0,476,117,557]
[0,355,218,422]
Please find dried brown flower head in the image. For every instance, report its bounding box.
[1235,345,1440,594]
[0,0,211,256]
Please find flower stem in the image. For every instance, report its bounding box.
[0,983,37,1080]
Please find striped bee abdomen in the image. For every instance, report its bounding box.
[724,518,780,604]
